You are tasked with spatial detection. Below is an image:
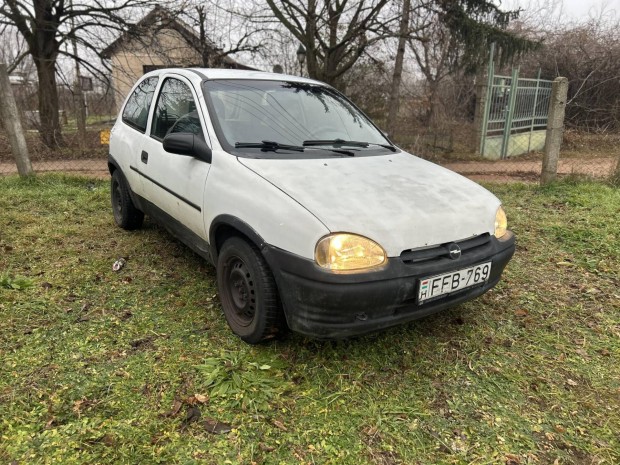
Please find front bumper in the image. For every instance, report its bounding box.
[262,232,515,339]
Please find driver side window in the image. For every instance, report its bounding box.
[151,78,204,140]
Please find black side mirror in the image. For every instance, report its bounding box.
[162,133,212,163]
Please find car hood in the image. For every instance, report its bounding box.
[238,152,500,257]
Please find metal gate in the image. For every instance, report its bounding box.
[480,46,553,159]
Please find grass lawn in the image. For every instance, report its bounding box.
[1,175,618,464]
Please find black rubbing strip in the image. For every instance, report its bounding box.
[129,166,202,212]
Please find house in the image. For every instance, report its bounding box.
[101,6,255,110]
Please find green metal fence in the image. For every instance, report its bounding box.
[480,47,553,160]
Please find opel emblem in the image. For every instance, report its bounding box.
[448,243,461,260]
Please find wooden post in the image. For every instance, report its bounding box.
[541,77,568,185]
[0,63,33,177]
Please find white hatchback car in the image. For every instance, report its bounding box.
[109,68,515,343]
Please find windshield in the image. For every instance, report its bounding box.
[202,79,391,155]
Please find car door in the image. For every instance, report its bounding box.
[110,76,159,197]
[139,74,211,239]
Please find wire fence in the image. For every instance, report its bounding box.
[0,92,619,184]
[2,125,618,184]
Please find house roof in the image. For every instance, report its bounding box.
[101,5,255,71]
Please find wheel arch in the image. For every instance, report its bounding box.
[209,215,266,264]
[108,155,121,175]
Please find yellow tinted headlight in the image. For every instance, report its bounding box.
[315,233,387,271]
[495,206,508,238]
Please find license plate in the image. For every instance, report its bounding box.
[418,262,492,304]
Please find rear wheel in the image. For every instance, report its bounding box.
[111,170,144,230]
[217,237,284,344]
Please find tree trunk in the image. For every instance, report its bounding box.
[0,63,33,176]
[427,80,442,127]
[34,56,63,148]
[386,0,411,136]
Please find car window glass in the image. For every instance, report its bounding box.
[204,80,387,148]
[151,78,203,140]
[122,77,158,132]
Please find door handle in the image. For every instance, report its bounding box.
[141,151,149,164]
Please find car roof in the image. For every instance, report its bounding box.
[145,67,324,86]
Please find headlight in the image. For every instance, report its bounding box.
[494,206,508,238]
[315,233,387,271]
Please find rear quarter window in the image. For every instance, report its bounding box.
[122,77,159,132]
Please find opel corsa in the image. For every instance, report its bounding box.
[108,68,515,343]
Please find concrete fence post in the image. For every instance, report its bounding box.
[541,77,568,185]
[0,63,33,177]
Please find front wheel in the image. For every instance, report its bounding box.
[216,237,284,344]
[111,170,144,230]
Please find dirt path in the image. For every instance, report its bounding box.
[0,156,617,181]
[444,157,617,179]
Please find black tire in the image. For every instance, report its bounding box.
[217,236,284,344]
[111,170,144,230]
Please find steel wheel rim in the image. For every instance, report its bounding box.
[224,256,256,327]
[112,180,123,219]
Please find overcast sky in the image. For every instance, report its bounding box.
[557,0,619,18]
[508,0,620,22]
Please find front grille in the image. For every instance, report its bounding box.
[400,233,492,265]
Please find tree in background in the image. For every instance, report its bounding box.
[185,0,265,68]
[521,17,620,131]
[408,0,538,125]
[263,0,397,88]
[0,0,162,148]
[260,0,536,133]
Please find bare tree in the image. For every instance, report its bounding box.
[0,24,34,76]
[386,0,413,134]
[0,0,163,148]
[521,16,620,131]
[262,0,399,88]
[189,1,264,68]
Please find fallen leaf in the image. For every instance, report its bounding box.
[598,348,610,356]
[514,309,529,317]
[203,418,233,434]
[505,453,521,465]
[259,443,276,452]
[161,400,183,418]
[193,393,209,404]
[575,348,588,358]
[272,419,288,431]
[566,379,578,386]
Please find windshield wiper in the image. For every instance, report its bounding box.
[235,140,305,152]
[303,139,397,152]
[326,148,356,156]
